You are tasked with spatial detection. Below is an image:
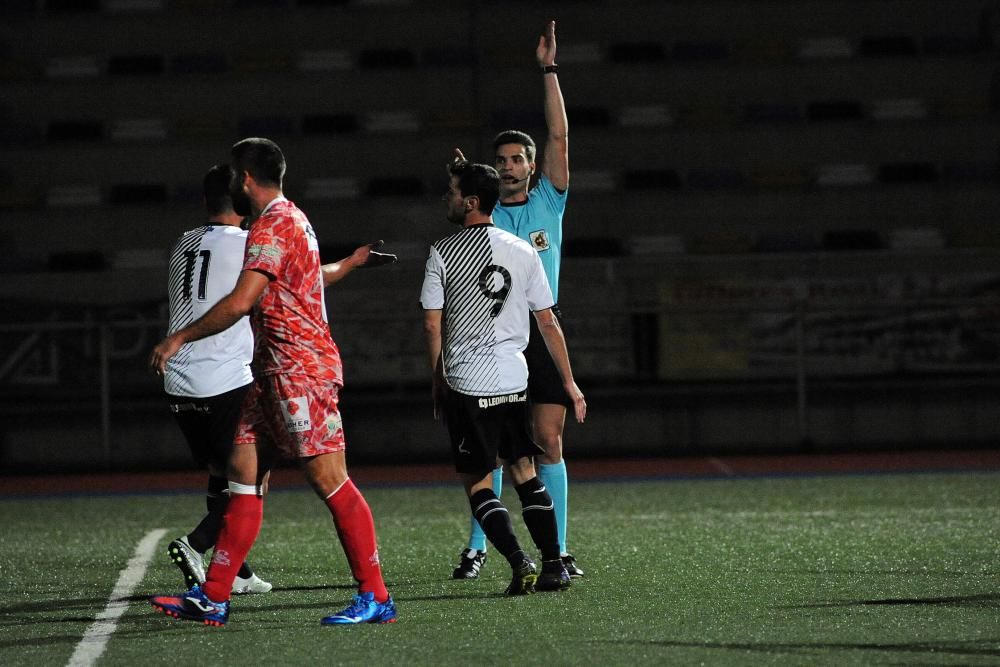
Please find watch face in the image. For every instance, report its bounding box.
[530,230,550,252]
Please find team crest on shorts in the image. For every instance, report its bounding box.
[529,229,550,252]
[281,396,311,433]
[326,411,343,436]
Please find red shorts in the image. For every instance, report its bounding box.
[235,374,346,458]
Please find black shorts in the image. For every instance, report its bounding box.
[443,387,544,475]
[526,304,573,407]
[166,383,251,470]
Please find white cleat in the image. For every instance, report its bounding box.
[232,573,273,595]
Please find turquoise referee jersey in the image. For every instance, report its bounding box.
[492,175,567,302]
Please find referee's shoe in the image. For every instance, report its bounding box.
[452,548,487,579]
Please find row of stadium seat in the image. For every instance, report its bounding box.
[1,96,991,149]
[22,224,998,278]
[0,30,988,84]
[1,157,992,211]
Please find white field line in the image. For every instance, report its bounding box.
[66,528,167,667]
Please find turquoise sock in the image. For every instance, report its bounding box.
[468,466,503,552]
[538,460,568,553]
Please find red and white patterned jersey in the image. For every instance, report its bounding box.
[242,197,343,383]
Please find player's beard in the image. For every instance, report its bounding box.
[446,207,465,226]
[231,187,253,217]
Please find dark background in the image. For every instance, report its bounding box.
[0,0,998,473]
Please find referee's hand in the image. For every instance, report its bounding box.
[565,381,586,423]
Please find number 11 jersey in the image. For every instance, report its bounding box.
[164,224,254,398]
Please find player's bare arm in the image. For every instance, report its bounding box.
[149,269,268,374]
[538,20,569,190]
[322,240,397,288]
[423,308,446,420]
[533,308,586,423]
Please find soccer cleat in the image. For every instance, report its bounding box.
[232,573,272,595]
[536,563,572,592]
[149,584,229,627]
[561,553,584,578]
[167,536,205,588]
[320,592,398,625]
[452,548,487,580]
[504,558,537,596]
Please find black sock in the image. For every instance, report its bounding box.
[237,561,254,578]
[186,475,228,553]
[515,477,560,562]
[469,489,524,567]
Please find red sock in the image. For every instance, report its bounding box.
[325,479,389,602]
[202,492,263,603]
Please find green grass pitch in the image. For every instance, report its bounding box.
[1,472,998,666]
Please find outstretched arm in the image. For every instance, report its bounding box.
[537,20,569,190]
[322,240,397,287]
[533,307,586,423]
[150,269,268,374]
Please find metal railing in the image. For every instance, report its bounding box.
[1,293,997,465]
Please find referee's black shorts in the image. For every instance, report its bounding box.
[526,304,573,407]
[443,387,544,476]
[166,383,251,469]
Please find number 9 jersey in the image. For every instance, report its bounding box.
[421,223,554,396]
[164,224,254,398]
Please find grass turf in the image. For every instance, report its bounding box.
[1,472,998,666]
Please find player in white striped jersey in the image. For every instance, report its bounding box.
[421,160,586,595]
[162,164,270,595]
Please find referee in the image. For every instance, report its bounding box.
[421,159,586,595]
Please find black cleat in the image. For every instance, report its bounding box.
[452,548,487,580]
[562,553,584,578]
[504,558,537,596]
[536,563,572,592]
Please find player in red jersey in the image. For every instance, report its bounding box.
[148,137,397,627]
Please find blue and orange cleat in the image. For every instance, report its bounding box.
[320,592,397,625]
[149,584,229,627]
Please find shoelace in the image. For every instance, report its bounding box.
[341,596,369,617]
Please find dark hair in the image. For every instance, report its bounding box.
[203,163,235,216]
[493,129,536,162]
[448,160,500,215]
[231,137,286,188]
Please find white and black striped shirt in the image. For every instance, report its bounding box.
[164,225,253,397]
[421,223,554,396]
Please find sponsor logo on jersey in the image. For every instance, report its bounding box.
[477,392,528,409]
[247,244,281,259]
[529,229,550,252]
[281,396,311,433]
